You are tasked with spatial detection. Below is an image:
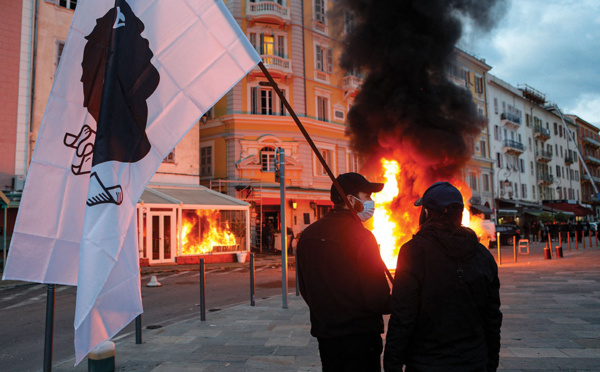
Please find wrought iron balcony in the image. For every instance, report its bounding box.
[500,112,521,130]
[584,154,600,166]
[581,174,600,184]
[564,155,575,165]
[536,173,554,185]
[246,1,290,24]
[582,135,600,149]
[502,139,525,155]
[534,124,551,141]
[535,149,552,163]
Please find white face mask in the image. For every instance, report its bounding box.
[351,195,375,222]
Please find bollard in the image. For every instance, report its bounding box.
[555,245,563,258]
[496,232,501,265]
[513,236,517,263]
[250,253,255,307]
[544,243,552,260]
[135,315,142,344]
[146,276,162,287]
[295,260,300,296]
[88,340,115,372]
[199,259,206,321]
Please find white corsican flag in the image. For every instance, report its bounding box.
[3,0,260,364]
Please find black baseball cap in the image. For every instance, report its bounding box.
[414,181,464,212]
[330,172,384,204]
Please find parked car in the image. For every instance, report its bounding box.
[495,224,521,246]
[589,222,598,232]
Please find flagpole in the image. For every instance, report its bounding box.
[257,62,394,283]
[44,284,56,372]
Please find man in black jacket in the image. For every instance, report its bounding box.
[297,172,391,372]
[384,181,502,372]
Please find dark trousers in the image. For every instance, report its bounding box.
[318,333,383,372]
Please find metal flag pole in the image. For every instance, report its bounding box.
[278,148,288,309]
[257,62,394,283]
[44,284,56,372]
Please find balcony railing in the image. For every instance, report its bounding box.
[534,125,551,141]
[582,174,600,184]
[342,74,363,98]
[583,135,600,149]
[535,149,552,163]
[260,54,292,75]
[536,174,554,185]
[565,155,575,165]
[500,112,521,129]
[502,139,525,155]
[247,1,290,22]
[584,155,600,166]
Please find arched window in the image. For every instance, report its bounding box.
[261,147,276,172]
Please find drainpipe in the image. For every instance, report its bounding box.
[301,0,307,117]
[27,0,40,171]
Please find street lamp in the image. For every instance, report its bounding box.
[495,168,511,224]
[504,179,513,199]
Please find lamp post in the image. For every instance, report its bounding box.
[495,168,511,224]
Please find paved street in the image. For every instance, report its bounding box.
[4,242,600,371]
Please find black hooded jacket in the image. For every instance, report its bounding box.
[384,223,502,372]
[297,208,391,339]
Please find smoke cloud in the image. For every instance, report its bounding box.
[331,0,507,186]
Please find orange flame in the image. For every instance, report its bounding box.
[181,210,237,255]
[371,159,490,269]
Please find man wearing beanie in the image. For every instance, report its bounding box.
[297,172,391,372]
[384,181,502,372]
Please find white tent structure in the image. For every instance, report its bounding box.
[137,184,250,265]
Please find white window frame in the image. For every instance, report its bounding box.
[315,44,333,73]
[347,152,360,173]
[249,82,287,116]
[314,0,326,24]
[315,91,330,122]
[47,0,77,10]
[261,147,277,172]
[313,142,336,177]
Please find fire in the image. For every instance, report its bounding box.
[372,159,418,269]
[181,210,237,255]
[371,159,491,269]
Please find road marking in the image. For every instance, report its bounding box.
[0,284,44,303]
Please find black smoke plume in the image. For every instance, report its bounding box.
[331,0,507,183]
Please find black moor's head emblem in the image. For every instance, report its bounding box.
[65,0,161,206]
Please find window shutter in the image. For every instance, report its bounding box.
[326,47,333,74]
[251,86,259,114]
[316,45,322,71]
[260,33,264,55]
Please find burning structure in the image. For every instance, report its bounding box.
[330,0,507,264]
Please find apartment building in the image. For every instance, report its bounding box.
[487,76,586,224]
[568,114,600,216]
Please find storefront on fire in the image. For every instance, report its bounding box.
[137,184,250,266]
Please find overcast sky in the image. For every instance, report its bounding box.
[460,0,600,126]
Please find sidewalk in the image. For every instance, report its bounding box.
[20,244,600,370]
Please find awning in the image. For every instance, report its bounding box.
[544,202,595,217]
[498,209,518,215]
[470,204,492,214]
[139,185,249,209]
